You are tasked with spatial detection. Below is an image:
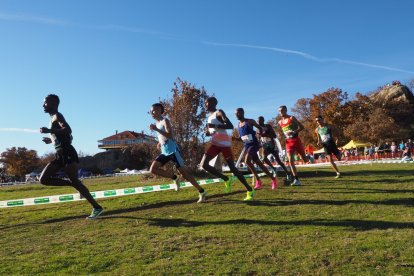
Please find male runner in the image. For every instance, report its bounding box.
[235,109,278,190]
[200,97,255,201]
[39,94,103,219]
[278,105,309,186]
[315,115,341,178]
[257,116,293,183]
[149,103,207,203]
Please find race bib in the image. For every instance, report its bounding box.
[241,134,253,143]
[260,137,272,143]
[321,134,331,143]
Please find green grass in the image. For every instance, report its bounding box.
[1,164,413,275]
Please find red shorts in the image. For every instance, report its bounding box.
[206,144,233,160]
[285,137,305,155]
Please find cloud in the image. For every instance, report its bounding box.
[0,11,67,25]
[203,41,414,75]
[0,128,38,133]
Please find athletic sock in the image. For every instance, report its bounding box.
[172,175,178,180]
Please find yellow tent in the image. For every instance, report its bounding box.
[340,140,369,150]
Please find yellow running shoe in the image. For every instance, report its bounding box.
[243,189,255,201]
[224,176,233,193]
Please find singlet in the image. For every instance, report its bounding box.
[317,125,334,144]
[156,118,178,155]
[207,111,231,147]
[238,120,259,147]
[278,117,298,140]
[258,124,275,144]
[50,113,73,149]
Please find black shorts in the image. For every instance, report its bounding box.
[154,152,184,168]
[51,145,79,167]
[323,142,340,156]
[262,142,278,156]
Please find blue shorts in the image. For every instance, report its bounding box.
[155,151,184,168]
[245,143,260,160]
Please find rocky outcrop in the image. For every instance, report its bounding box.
[370,84,414,104]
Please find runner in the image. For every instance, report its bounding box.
[149,103,207,203]
[39,94,103,219]
[200,97,255,200]
[257,116,294,184]
[315,115,342,178]
[235,109,278,190]
[277,105,309,186]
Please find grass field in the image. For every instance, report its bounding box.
[1,164,413,275]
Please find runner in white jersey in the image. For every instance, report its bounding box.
[149,103,207,203]
[200,97,255,201]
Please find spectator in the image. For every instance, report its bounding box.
[391,141,398,158]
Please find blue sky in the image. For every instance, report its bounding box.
[1,0,413,156]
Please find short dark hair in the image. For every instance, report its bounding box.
[46,94,60,105]
[207,97,218,106]
[258,116,264,121]
[316,115,323,120]
[152,103,164,114]
[236,107,244,113]
[279,105,287,110]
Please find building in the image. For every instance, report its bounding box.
[98,130,156,150]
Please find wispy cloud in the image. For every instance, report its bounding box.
[203,41,414,75]
[0,128,38,133]
[0,11,67,25]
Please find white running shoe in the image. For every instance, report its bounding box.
[174,176,181,191]
[197,191,207,203]
[291,179,302,186]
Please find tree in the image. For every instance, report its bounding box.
[160,78,211,171]
[0,147,39,178]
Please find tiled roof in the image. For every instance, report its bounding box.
[100,131,155,141]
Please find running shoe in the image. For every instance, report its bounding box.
[335,173,342,179]
[174,176,181,191]
[254,179,263,190]
[224,176,233,193]
[286,174,294,182]
[271,178,278,190]
[197,191,207,203]
[244,189,255,201]
[87,207,104,219]
[291,179,302,186]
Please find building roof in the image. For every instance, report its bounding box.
[99,130,155,142]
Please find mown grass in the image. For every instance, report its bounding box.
[1,164,413,275]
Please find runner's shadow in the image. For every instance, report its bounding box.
[145,217,414,231]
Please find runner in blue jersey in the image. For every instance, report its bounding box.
[149,103,207,203]
[235,108,278,190]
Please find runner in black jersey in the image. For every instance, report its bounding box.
[39,94,103,219]
[256,116,293,183]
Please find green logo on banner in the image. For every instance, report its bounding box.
[205,179,214,184]
[160,184,171,190]
[59,195,74,202]
[34,198,50,204]
[142,186,154,192]
[91,193,96,198]
[124,188,136,194]
[7,200,24,206]
[104,190,116,197]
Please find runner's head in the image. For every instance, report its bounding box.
[205,97,218,112]
[235,108,245,120]
[278,105,287,117]
[257,116,265,126]
[315,115,324,126]
[43,94,60,113]
[151,103,164,119]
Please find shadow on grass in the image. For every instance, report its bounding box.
[304,186,414,194]
[244,198,414,207]
[299,169,414,179]
[144,217,414,231]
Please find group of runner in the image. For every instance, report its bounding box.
[39,95,342,219]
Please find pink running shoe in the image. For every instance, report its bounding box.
[254,179,263,190]
[271,178,278,190]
